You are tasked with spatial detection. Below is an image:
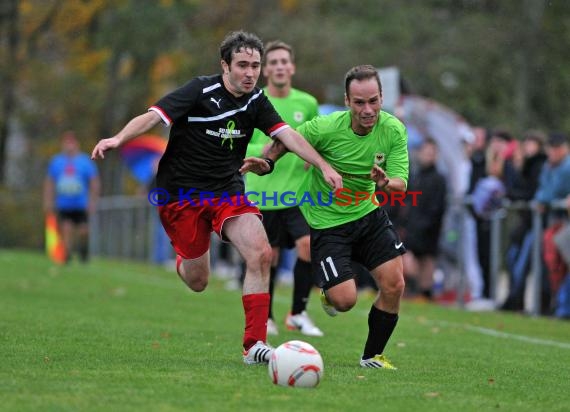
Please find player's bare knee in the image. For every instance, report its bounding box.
[383,276,405,297]
[243,242,272,281]
[258,242,273,269]
[331,295,357,312]
[395,276,406,294]
[335,299,356,312]
[296,236,311,261]
[188,278,208,292]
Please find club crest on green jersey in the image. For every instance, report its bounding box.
[374,153,386,166]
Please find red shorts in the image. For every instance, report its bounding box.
[158,195,261,259]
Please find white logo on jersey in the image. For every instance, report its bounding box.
[210,97,222,109]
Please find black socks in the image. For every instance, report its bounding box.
[362,306,399,359]
[268,266,278,320]
[291,259,313,315]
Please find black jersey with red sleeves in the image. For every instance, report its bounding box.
[149,74,288,201]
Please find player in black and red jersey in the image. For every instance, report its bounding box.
[91,31,342,365]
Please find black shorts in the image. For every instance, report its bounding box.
[58,210,88,225]
[310,208,405,290]
[262,207,310,249]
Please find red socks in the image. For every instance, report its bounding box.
[242,293,270,350]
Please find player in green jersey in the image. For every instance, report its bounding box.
[282,64,409,368]
[246,41,323,337]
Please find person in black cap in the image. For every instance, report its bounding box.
[535,132,570,314]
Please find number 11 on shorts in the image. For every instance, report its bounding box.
[320,256,339,282]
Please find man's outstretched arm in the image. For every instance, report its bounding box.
[91,111,162,160]
[273,128,343,191]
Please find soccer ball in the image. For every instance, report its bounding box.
[268,340,324,388]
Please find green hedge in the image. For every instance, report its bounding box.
[0,189,44,250]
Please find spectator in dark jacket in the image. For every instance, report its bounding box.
[402,138,447,300]
[500,130,547,311]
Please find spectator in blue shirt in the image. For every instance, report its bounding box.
[43,131,100,263]
[535,132,570,313]
[535,133,570,211]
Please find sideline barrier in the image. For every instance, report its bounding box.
[91,195,567,316]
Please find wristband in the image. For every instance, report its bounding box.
[260,158,275,175]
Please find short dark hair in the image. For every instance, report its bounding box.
[423,137,438,147]
[523,129,546,147]
[262,40,294,66]
[220,31,264,65]
[491,129,513,142]
[344,65,382,97]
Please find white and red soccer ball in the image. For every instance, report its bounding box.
[268,340,324,388]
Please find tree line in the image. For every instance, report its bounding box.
[1,0,569,192]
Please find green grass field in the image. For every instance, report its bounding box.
[2,250,570,412]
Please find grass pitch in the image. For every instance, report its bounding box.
[1,250,570,411]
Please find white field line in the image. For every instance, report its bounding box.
[345,309,570,350]
[424,318,570,350]
[239,290,570,350]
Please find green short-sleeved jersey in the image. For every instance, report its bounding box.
[245,88,319,210]
[297,110,409,229]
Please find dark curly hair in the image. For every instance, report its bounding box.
[220,31,264,66]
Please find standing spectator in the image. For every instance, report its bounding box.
[246,40,323,337]
[534,132,570,313]
[461,127,488,303]
[43,131,100,263]
[402,138,447,300]
[90,31,341,365]
[469,129,514,300]
[500,130,547,311]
